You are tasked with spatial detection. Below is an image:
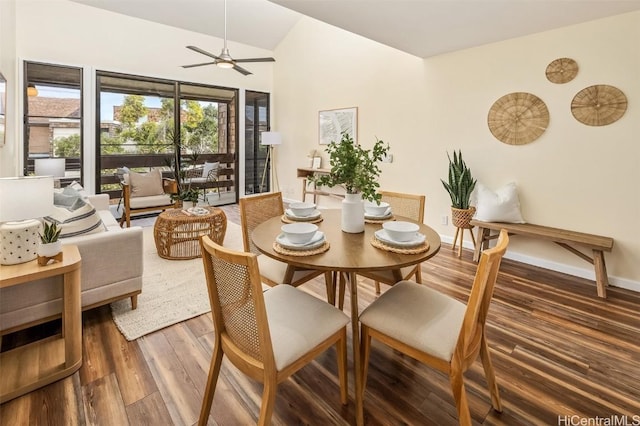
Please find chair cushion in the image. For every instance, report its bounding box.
[257,254,319,285]
[359,281,466,361]
[129,169,165,197]
[264,284,349,371]
[128,194,174,209]
[202,162,219,179]
[360,265,418,284]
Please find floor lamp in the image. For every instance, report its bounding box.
[260,131,281,193]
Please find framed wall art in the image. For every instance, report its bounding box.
[318,107,357,145]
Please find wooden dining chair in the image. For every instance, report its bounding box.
[359,230,509,426]
[198,236,349,426]
[337,190,426,308]
[239,192,335,303]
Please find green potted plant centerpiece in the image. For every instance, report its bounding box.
[311,133,390,233]
[441,149,477,229]
[38,222,63,264]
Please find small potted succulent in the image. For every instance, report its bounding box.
[311,133,390,233]
[38,222,63,263]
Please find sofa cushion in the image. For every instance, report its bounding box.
[44,202,106,238]
[129,169,164,197]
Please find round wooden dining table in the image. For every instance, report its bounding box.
[252,209,441,426]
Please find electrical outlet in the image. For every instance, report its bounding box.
[441,215,448,225]
[381,153,393,163]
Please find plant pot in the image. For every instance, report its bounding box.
[183,200,197,209]
[451,206,476,229]
[38,241,62,258]
[342,193,365,233]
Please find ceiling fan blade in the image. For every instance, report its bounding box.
[182,61,217,68]
[233,64,252,76]
[233,57,276,63]
[186,45,220,60]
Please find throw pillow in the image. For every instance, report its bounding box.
[473,182,525,223]
[66,181,88,198]
[202,162,219,179]
[44,202,105,238]
[129,169,164,197]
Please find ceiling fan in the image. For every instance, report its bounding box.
[182,0,275,76]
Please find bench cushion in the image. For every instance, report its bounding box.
[474,182,525,223]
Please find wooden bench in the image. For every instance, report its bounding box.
[470,220,614,298]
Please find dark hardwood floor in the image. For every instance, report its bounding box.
[1,204,639,425]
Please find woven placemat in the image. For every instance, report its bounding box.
[273,241,330,256]
[370,236,430,254]
[365,215,395,224]
[281,215,324,224]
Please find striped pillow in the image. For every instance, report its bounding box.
[44,202,105,239]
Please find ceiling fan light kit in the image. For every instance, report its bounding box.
[182,0,275,75]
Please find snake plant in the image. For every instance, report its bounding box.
[40,222,61,244]
[441,150,476,210]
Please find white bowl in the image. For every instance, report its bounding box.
[289,202,316,217]
[364,201,390,216]
[382,221,420,242]
[281,222,318,244]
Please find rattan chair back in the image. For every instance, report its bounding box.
[380,190,425,223]
[200,235,273,366]
[239,192,285,255]
[457,230,508,361]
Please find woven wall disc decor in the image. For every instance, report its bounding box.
[545,57,578,84]
[487,92,549,145]
[571,84,627,126]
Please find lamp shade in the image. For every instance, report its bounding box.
[261,131,282,146]
[0,176,54,222]
[35,158,66,178]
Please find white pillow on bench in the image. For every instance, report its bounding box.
[473,182,525,223]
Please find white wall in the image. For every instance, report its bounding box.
[0,0,17,176]
[273,13,640,288]
[2,0,276,189]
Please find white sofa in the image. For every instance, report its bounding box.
[0,194,143,334]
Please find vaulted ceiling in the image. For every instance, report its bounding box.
[70,0,640,58]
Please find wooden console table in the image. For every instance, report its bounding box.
[297,167,345,203]
[0,245,82,403]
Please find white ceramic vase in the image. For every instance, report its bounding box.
[342,192,365,233]
[38,240,62,258]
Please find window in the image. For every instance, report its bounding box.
[23,62,83,184]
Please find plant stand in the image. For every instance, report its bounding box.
[451,207,477,258]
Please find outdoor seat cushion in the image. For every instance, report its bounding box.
[127,169,165,197]
[128,193,174,209]
[264,284,349,371]
[359,280,466,361]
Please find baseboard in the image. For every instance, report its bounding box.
[440,234,640,293]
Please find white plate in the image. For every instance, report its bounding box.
[365,208,392,220]
[285,209,322,220]
[374,229,426,248]
[276,231,325,250]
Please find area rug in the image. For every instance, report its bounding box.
[110,221,244,341]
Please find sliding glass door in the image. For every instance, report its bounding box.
[96,71,238,206]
